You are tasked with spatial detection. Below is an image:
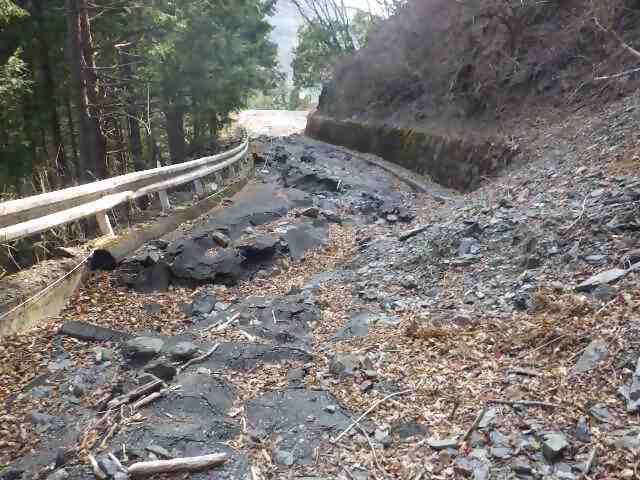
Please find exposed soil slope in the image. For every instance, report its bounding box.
[320,0,640,130]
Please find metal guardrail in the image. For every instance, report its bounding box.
[0,136,250,242]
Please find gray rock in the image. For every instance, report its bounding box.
[59,320,127,343]
[146,445,172,458]
[454,456,489,480]
[541,432,569,461]
[189,293,218,316]
[123,337,164,359]
[555,462,576,480]
[512,457,533,475]
[401,275,418,289]
[428,437,459,450]
[143,358,177,381]
[333,312,400,340]
[0,468,23,480]
[168,341,199,360]
[576,416,591,442]
[589,403,614,423]
[575,268,628,292]
[97,456,119,478]
[284,222,328,261]
[94,347,114,363]
[215,302,229,311]
[490,446,513,459]
[144,303,162,314]
[478,407,497,429]
[29,411,57,425]
[211,230,230,247]
[69,375,87,397]
[46,469,69,480]
[272,447,298,468]
[329,352,362,376]
[359,380,374,392]
[574,339,608,374]
[131,262,172,293]
[374,428,392,448]
[233,233,278,258]
[619,358,640,411]
[607,428,640,450]
[287,368,306,382]
[584,254,608,265]
[171,242,246,285]
[458,237,481,256]
[392,421,428,440]
[246,389,351,465]
[274,448,295,466]
[489,430,510,447]
[30,386,53,398]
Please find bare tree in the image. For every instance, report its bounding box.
[291,0,355,52]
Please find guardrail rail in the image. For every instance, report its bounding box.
[0,135,250,243]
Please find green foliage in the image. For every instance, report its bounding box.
[293,23,343,88]
[292,6,383,89]
[135,0,279,129]
[0,0,279,192]
[0,0,25,25]
[0,48,32,183]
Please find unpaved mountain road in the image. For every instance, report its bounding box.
[2,106,640,479]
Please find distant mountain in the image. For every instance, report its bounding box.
[269,0,303,79]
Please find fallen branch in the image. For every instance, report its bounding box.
[595,17,640,60]
[107,378,164,410]
[108,452,127,473]
[133,390,165,410]
[584,446,597,475]
[595,66,640,81]
[333,389,414,443]
[486,399,560,409]
[177,343,220,374]
[399,225,429,241]
[461,408,486,443]
[88,453,107,479]
[127,452,228,476]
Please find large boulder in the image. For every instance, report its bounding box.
[171,242,245,285]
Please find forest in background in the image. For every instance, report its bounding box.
[0,0,280,200]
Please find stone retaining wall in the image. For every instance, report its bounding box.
[306,113,517,191]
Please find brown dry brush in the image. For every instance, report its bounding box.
[323,0,640,122]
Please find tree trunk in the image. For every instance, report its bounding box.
[67,0,106,183]
[165,109,185,165]
[33,0,67,188]
[65,93,79,179]
[120,49,145,172]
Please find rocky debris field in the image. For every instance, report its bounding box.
[2,100,640,480]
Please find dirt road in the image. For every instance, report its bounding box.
[236,109,310,137]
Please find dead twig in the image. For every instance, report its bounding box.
[127,452,227,476]
[461,408,486,443]
[486,399,560,409]
[88,453,107,479]
[584,446,597,475]
[333,388,414,443]
[177,343,220,374]
[107,378,164,410]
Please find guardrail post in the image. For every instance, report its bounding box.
[96,210,114,236]
[158,190,171,212]
[193,179,205,197]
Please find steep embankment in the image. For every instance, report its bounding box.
[307,0,640,189]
